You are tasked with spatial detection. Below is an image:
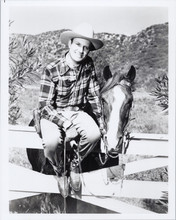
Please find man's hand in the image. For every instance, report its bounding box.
[65,125,79,142]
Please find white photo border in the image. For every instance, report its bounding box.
[0,0,176,219]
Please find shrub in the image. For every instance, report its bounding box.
[9,35,41,124]
[151,75,168,113]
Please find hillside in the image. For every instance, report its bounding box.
[10,22,168,92]
[93,23,168,91]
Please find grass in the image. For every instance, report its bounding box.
[127,89,168,134]
[9,147,32,169]
[17,85,40,125]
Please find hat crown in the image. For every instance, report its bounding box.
[73,23,94,38]
[60,23,103,51]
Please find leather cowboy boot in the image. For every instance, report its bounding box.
[49,159,69,198]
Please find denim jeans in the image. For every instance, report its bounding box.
[40,111,101,173]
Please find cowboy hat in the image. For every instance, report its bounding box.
[60,23,104,51]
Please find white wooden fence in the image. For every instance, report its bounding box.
[9,125,168,214]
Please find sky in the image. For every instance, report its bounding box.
[9,6,168,36]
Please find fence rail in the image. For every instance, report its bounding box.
[9,125,168,156]
[8,125,169,214]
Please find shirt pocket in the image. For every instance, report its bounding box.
[56,76,76,97]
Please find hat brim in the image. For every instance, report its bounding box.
[60,31,103,51]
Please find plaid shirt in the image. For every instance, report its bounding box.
[39,54,105,134]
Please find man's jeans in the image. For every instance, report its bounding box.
[40,111,101,174]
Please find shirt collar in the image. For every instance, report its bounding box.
[59,52,70,75]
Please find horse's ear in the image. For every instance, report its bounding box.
[103,66,112,81]
[124,65,136,83]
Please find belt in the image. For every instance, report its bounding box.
[56,106,80,111]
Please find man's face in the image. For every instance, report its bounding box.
[68,38,91,63]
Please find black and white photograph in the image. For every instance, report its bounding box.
[0,0,176,219]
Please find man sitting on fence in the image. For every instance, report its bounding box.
[38,23,106,198]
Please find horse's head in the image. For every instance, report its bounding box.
[101,65,136,155]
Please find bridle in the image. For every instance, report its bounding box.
[99,81,132,166]
[99,130,130,166]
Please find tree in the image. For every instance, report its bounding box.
[9,34,41,124]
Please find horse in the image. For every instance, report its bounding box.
[27,65,136,175]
